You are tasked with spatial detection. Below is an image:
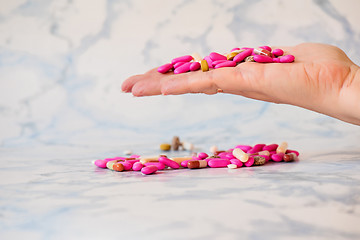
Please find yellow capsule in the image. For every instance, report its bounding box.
[200,59,209,72]
[140,156,160,164]
[226,51,239,60]
[160,143,171,151]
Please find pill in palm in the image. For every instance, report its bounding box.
[190,62,201,71]
[280,55,295,63]
[233,49,253,63]
[157,63,173,73]
[174,62,191,74]
[209,52,227,61]
[214,60,237,69]
[171,55,193,65]
[254,55,273,63]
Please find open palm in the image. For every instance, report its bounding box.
[122,43,360,125]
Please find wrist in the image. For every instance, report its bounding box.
[337,65,360,125]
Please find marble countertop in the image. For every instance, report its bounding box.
[1,0,360,239]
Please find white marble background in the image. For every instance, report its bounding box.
[1,0,360,239]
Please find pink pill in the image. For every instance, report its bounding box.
[214,60,237,69]
[273,58,280,63]
[212,60,227,67]
[241,47,254,51]
[231,47,240,52]
[122,161,133,171]
[141,165,158,175]
[271,152,285,162]
[94,159,107,168]
[259,46,272,52]
[272,48,284,57]
[204,56,214,68]
[144,162,165,170]
[180,160,192,168]
[174,62,191,74]
[209,52,227,61]
[132,162,144,171]
[280,55,295,63]
[230,159,243,168]
[253,144,265,152]
[253,55,273,63]
[244,157,255,167]
[130,154,140,158]
[263,144,278,152]
[198,152,208,159]
[190,62,201,71]
[208,159,231,168]
[286,149,300,156]
[125,159,140,164]
[235,145,252,152]
[159,156,180,169]
[157,63,173,74]
[104,157,124,162]
[171,55,193,65]
[233,49,253,63]
[173,62,186,68]
[217,152,228,158]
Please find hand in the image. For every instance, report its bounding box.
[122,43,360,125]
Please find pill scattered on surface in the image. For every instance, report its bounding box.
[188,160,207,169]
[141,165,158,175]
[159,156,180,169]
[227,164,238,169]
[94,141,299,176]
[232,148,249,163]
[160,143,171,151]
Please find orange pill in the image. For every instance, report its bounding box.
[113,163,124,172]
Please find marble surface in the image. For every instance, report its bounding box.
[1,0,360,239]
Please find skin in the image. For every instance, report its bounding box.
[122,43,360,125]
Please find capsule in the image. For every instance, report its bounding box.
[232,148,249,163]
[253,55,273,63]
[209,52,227,61]
[106,159,123,170]
[187,160,207,169]
[132,162,144,171]
[190,62,201,71]
[159,156,180,169]
[272,48,284,57]
[252,48,272,57]
[157,63,173,74]
[230,159,243,168]
[140,156,159,164]
[280,55,295,63]
[200,59,209,72]
[144,162,165,170]
[227,164,238,169]
[171,55,193,65]
[214,60,237,69]
[174,62,191,74]
[263,144,278,152]
[197,152,209,159]
[271,152,285,162]
[113,163,124,172]
[244,157,255,167]
[233,49,252,63]
[141,165,158,175]
[208,159,231,168]
[276,142,288,154]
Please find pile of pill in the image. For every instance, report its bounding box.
[93,142,299,175]
[157,46,295,74]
